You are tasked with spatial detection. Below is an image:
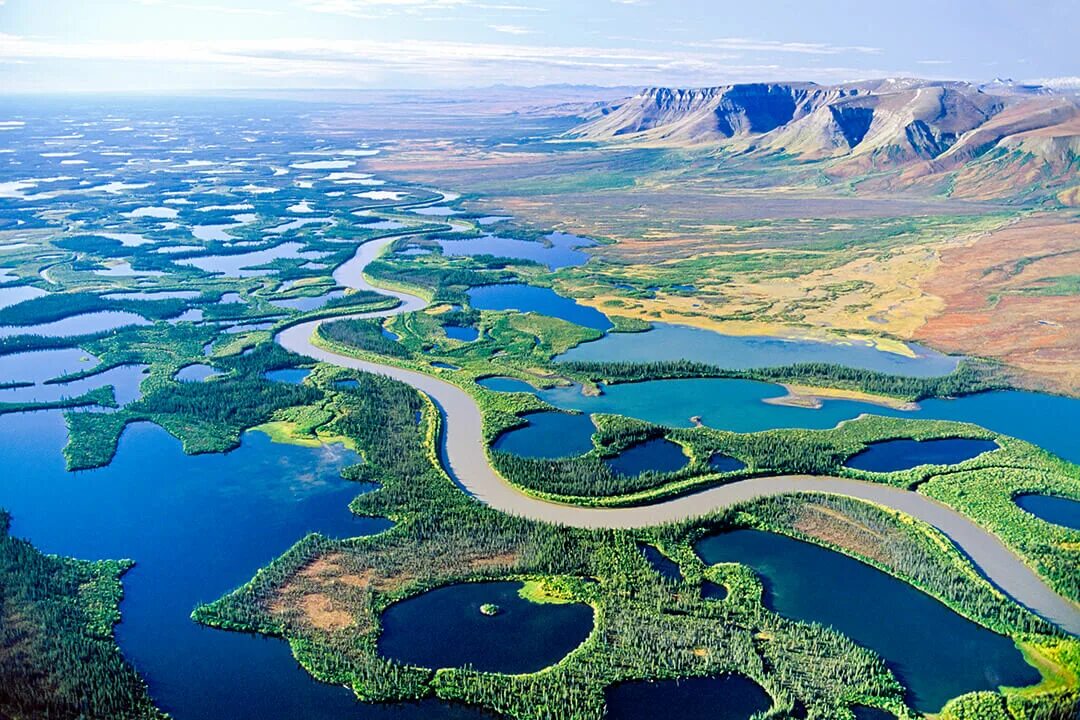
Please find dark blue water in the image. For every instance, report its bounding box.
[491,411,595,459]
[437,232,594,270]
[696,530,1040,712]
[378,581,594,674]
[431,361,459,370]
[708,454,746,472]
[0,412,510,720]
[175,363,218,382]
[639,544,682,582]
[845,438,999,472]
[605,675,771,720]
[466,284,613,332]
[1015,494,1080,530]
[264,368,311,384]
[606,438,688,477]
[701,581,728,601]
[558,323,959,377]
[476,376,535,394]
[852,707,896,720]
[444,325,479,342]
[523,380,1080,464]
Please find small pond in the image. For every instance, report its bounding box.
[708,453,745,472]
[695,530,1040,712]
[263,368,311,384]
[476,376,535,394]
[605,438,688,477]
[175,364,219,383]
[845,438,999,473]
[1015,494,1080,531]
[605,675,771,720]
[466,284,612,332]
[378,581,593,674]
[491,411,595,459]
[639,544,682,582]
[444,325,479,342]
[701,581,728,601]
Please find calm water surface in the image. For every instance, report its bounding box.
[695,530,1040,712]
[379,581,593,674]
[491,411,595,459]
[558,323,959,377]
[606,438,688,476]
[1015,494,1080,530]
[467,284,613,332]
[845,438,999,472]
[605,675,771,720]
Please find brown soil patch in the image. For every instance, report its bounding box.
[297,593,355,631]
[792,503,891,566]
[465,550,520,571]
[915,213,1080,394]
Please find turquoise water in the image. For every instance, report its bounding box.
[605,675,771,720]
[606,438,688,476]
[558,323,959,377]
[1015,494,1080,530]
[476,376,535,394]
[845,438,1000,472]
[0,412,505,720]
[467,284,613,332]
[695,530,1040,712]
[515,380,1080,464]
[378,581,594,674]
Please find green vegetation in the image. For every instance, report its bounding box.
[560,358,1011,403]
[192,366,1078,720]
[0,510,162,720]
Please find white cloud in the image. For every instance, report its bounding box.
[1032,76,1080,89]
[489,24,533,35]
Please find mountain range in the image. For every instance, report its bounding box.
[568,79,1080,202]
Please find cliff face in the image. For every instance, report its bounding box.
[569,79,1080,192]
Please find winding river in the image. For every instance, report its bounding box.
[277,231,1080,636]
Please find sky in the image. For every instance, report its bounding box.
[0,0,1077,93]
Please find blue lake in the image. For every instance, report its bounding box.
[175,363,219,382]
[0,311,150,338]
[270,290,345,312]
[695,530,1040,712]
[379,581,594,674]
[1015,494,1080,530]
[845,438,999,472]
[444,325,479,342]
[708,453,745,472]
[0,363,147,406]
[437,232,594,270]
[476,376,535,394]
[264,368,311,384]
[605,675,771,720]
[606,437,688,477]
[639,544,682,582]
[558,323,960,377]
[511,380,1080,464]
[467,284,613,332]
[491,411,595,459]
[0,347,99,384]
[0,412,498,720]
